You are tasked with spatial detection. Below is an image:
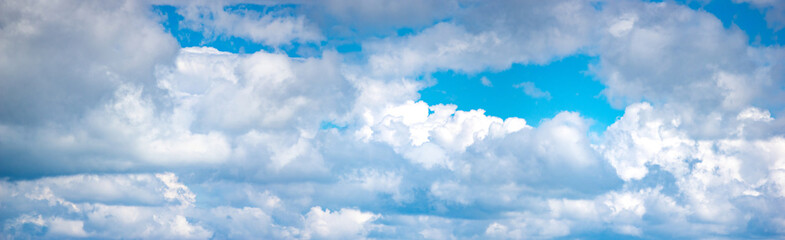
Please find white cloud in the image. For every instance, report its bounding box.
[303,207,380,239]
[403,142,452,170]
[202,207,279,239]
[0,173,213,239]
[160,47,352,132]
[600,102,696,181]
[0,0,178,126]
[0,45,354,176]
[93,84,233,165]
[47,217,89,238]
[480,76,493,87]
[156,172,197,206]
[341,169,405,201]
[592,0,784,113]
[361,100,528,154]
[485,214,571,239]
[608,15,637,37]
[514,81,552,100]
[4,215,89,239]
[534,112,597,168]
[362,0,599,77]
[737,106,774,122]
[430,180,472,205]
[598,100,785,235]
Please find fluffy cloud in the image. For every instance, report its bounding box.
[0,172,388,239]
[0,44,355,177]
[303,207,380,239]
[594,1,785,113]
[0,0,177,124]
[599,101,785,236]
[0,173,211,239]
[359,0,600,78]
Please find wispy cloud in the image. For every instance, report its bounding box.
[480,76,493,87]
[514,81,552,100]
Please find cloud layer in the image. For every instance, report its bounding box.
[1,0,784,239]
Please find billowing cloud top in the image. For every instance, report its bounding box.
[1,0,785,239]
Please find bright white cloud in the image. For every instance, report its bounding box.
[737,106,774,122]
[303,207,380,239]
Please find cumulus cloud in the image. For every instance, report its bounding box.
[303,207,380,239]
[0,0,178,125]
[598,101,785,236]
[361,0,600,77]
[593,0,785,113]
[0,173,211,239]
[0,43,355,177]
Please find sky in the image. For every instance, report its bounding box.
[1,0,785,239]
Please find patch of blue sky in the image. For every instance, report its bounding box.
[670,0,784,46]
[395,27,417,36]
[319,121,348,130]
[334,42,362,53]
[418,55,623,132]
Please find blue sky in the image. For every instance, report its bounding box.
[420,55,621,131]
[2,0,785,239]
